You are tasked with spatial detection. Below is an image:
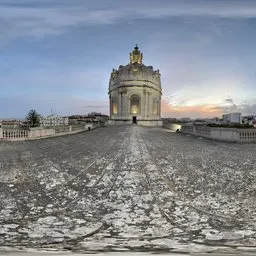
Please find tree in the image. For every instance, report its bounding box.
[26,109,41,127]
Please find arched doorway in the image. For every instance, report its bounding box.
[130,94,140,114]
[111,97,118,115]
[130,94,140,124]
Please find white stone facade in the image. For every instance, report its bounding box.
[108,46,162,126]
[223,112,242,124]
[40,114,69,127]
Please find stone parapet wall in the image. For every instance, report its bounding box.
[164,123,256,143]
[108,119,162,126]
[29,128,55,138]
[0,123,101,141]
[163,123,182,132]
[210,128,239,142]
[108,120,133,125]
[137,120,163,126]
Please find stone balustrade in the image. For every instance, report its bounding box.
[1,129,29,139]
[164,123,256,143]
[239,130,256,142]
[0,122,101,141]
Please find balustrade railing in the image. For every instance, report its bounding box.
[1,123,98,141]
[2,129,29,139]
[165,123,256,143]
[182,125,194,133]
[239,130,256,142]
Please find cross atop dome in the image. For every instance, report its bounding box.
[130,44,143,64]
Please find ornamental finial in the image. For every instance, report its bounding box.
[129,44,143,64]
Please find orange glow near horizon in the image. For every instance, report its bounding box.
[161,99,224,118]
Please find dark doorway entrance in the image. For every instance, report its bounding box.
[133,116,137,124]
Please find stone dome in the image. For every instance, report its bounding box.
[109,46,161,93]
[108,45,162,127]
[109,63,161,91]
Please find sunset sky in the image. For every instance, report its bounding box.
[1,0,256,118]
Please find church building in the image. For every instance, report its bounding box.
[108,45,162,126]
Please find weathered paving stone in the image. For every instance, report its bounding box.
[0,125,256,254]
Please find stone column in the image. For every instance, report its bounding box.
[122,93,128,118]
[145,91,149,118]
[147,92,152,118]
[120,92,123,117]
[118,91,122,118]
[109,95,112,119]
[0,128,3,139]
[142,89,146,118]
[159,97,161,119]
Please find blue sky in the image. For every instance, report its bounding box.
[1,0,256,118]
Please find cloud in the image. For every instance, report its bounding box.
[161,99,224,118]
[1,0,256,41]
[1,0,256,118]
[242,104,256,115]
[0,6,124,41]
[214,103,256,116]
[144,34,256,118]
[137,4,256,19]
[225,97,234,104]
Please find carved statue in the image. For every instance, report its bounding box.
[111,69,118,79]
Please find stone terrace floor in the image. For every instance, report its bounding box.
[0,125,256,254]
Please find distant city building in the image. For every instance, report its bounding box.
[193,120,208,125]
[162,118,178,123]
[68,115,87,120]
[203,117,222,125]
[242,115,256,126]
[88,112,101,116]
[180,117,191,122]
[67,113,109,124]
[0,120,23,129]
[88,113,109,122]
[40,114,69,127]
[223,113,242,124]
[108,45,162,126]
